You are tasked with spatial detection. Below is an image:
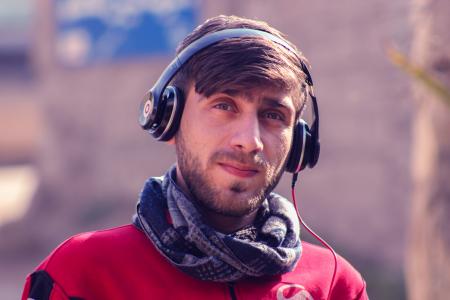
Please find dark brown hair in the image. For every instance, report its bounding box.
[172,15,309,114]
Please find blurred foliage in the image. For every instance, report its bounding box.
[387,46,450,108]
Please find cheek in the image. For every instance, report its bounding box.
[179,120,217,164]
[179,111,204,146]
[266,129,293,164]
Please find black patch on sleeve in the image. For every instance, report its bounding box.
[28,270,54,299]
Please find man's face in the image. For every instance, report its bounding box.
[175,85,296,217]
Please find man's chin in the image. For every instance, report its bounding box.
[220,197,264,217]
[196,193,261,218]
[208,205,257,218]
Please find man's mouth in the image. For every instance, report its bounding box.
[217,162,259,178]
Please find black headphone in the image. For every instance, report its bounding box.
[138,28,320,174]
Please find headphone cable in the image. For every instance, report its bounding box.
[291,173,338,300]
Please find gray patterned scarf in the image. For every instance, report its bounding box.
[133,166,301,282]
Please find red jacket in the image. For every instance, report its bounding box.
[22,224,368,300]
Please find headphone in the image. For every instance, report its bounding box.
[138,28,320,174]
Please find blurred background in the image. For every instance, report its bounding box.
[1,0,449,299]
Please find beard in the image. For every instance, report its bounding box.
[175,130,286,217]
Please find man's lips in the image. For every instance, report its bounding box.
[218,162,259,178]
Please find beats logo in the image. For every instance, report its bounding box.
[276,284,313,300]
[143,100,152,118]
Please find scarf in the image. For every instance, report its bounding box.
[133,166,301,282]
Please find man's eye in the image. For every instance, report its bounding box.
[213,103,233,111]
[263,111,284,121]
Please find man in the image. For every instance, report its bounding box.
[22,15,368,299]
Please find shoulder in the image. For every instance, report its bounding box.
[292,242,368,299]
[300,242,363,280]
[36,224,148,274]
[46,225,142,256]
[22,224,174,299]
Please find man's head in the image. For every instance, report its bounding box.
[167,16,311,227]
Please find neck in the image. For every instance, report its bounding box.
[199,207,258,234]
[174,166,257,234]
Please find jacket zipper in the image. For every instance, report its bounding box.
[228,282,237,300]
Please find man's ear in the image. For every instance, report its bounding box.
[166,136,176,145]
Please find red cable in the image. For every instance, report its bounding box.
[291,186,338,300]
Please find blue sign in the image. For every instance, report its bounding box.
[55,0,198,66]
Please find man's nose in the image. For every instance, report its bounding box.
[229,114,264,154]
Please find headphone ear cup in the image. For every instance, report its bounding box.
[285,120,304,173]
[151,86,185,141]
[286,119,312,173]
[139,89,157,130]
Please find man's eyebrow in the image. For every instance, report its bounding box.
[205,91,294,112]
[261,97,294,111]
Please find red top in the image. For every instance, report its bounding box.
[22,224,368,300]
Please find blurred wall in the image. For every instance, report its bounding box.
[0,1,412,299]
